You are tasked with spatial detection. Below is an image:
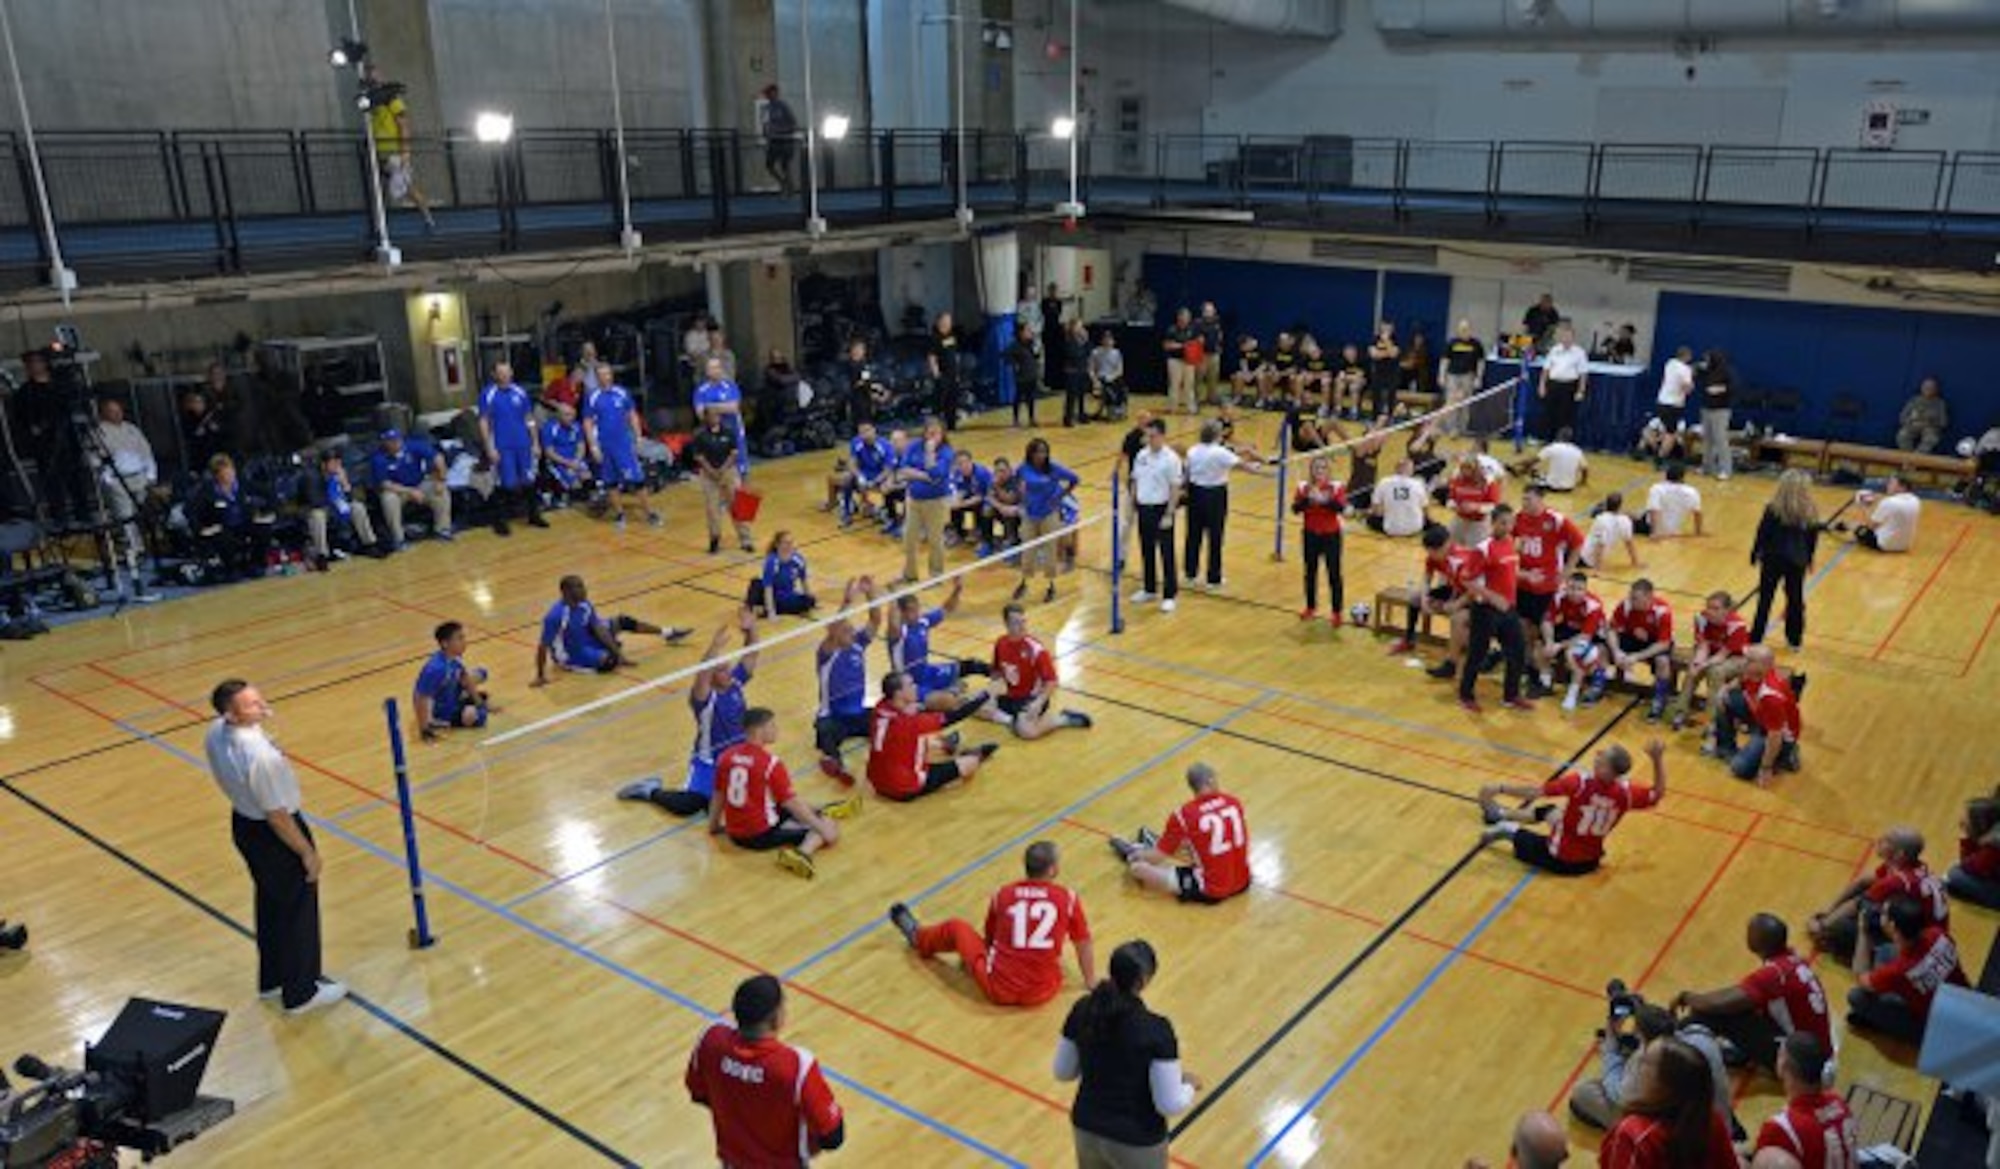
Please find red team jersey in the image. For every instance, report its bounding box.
[1448,476,1501,520]
[1542,770,1661,865]
[1756,1091,1859,1169]
[1428,545,1485,597]
[1155,791,1252,899]
[1601,1110,1738,1169]
[993,633,1058,700]
[1738,949,1834,1054]
[866,700,945,799]
[1473,536,1520,608]
[1864,862,1951,931]
[1863,927,1967,1018]
[1553,590,1606,637]
[1612,596,1674,646]
[715,742,795,840]
[982,879,1091,1005]
[1746,670,1802,743]
[1692,609,1750,657]
[685,1023,843,1169]
[1513,510,1584,596]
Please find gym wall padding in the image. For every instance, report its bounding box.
[1141,254,1452,358]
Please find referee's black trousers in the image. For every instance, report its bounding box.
[1183,484,1228,585]
[232,811,323,1008]
[1135,502,1177,599]
[1460,602,1526,703]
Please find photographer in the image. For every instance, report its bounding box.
[89,397,159,544]
[1600,1035,1739,1169]
[1672,913,1833,1077]
[9,349,89,528]
[1569,998,1735,1138]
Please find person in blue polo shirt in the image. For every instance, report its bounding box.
[899,417,954,583]
[946,447,994,549]
[478,361,547,536]
[539,400,591,506]
[887,577,991,712]
[691,356,749,477]
[534,574,693,684]
[413,621,494,741]
[618,610,760,816]
[371,428,454,548]
[746,529,816,618]
[584,362,660,530]
[827,421,893,527]
[1013,437,1082,603]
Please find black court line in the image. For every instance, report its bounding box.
[0,774,639,1166]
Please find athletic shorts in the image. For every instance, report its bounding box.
[996,693,1037,719]
[1511,830,1600,877]
[880,761,965,802]
[428,702,489,730]
[555,642,614,673]
[1617,633,1667,660]
[1517,590,1554,625]
[731,821,812,851]
[494,445,536,489]
[684,756,718,801]
[1173,866,1230,905]
[1553,624,1593,648]
[911,661,961,698]
[599,445,644,487]
[1425,584,1454,606]
[814,710,871,756]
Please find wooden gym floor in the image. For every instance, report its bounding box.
[3,396,1995,1167]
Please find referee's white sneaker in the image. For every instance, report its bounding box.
[1130,590,1157,604]
[285,980,349,1016]
[1161,598,1177,613]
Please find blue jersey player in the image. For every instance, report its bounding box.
[534,574,693,685]
[584,365,660,529]
[619,610,760,816]
[478,361,548,535]
[414,621,493,740]
[886,578,994,714]
[539,401,591,497]
[827,422,894,527]
[812,578,883,784]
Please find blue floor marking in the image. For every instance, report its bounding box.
[1806,541,1854,593]
[1246,870,1538,1167]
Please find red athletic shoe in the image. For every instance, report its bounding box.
[819,758,855,785]
[1387,639,1414,655]
[1503,697,1537,713]
[1329,612,1344,628]
[1460,698,1483,714]
[1299,608,1318,622]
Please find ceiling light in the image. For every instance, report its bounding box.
[1051,116,1075,140]
[821,113,851,141]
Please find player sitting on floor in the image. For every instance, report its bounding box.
[1541,571,1609,711]
[888,578,992,712]
[1847,894,1967,1047]
[1607,579,1677,722]
[985,603,1094,740]
[618,610,760,816]
[887,840,1095,1007]
[1669,591,1748,731]
[864,671,995,801]
[747,530,816,618]
[413,621,493,741]
[1108,762,1252,905]
[710,707,859,880]
[534,574,693,684]
[1475,740,1668,876]
[1710,645,1803,784]
[813,578,881,785]
[1806,826,1948,958]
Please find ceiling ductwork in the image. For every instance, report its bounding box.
[1158,0,1344,38]
[1375,0,2000,41]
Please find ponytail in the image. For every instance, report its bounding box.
[1073,940,1158,1045]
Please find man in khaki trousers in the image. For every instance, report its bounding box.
[1163,307,1198,414]
[693,408,753,554]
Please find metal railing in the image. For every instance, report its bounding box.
[2,127,1996,285]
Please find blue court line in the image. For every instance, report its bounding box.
[1807,541,1855,593]
[1246,870,1538,1167]
[94,714,1026,1166]
[503,812,705,909]
[780,691,1271,982]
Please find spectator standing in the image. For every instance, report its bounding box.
[1538,325,1588,442]
[1657,346,1695,431]
[1437,320,1485,438]
[1195,302,1225,406]
[1293,455,1349,624]
[1366,322,1401,420]
[1458,504,1531,714]
[685,975,845,1167]
[1748,470,1820,650]
[693,408,755,555]
[1851,477,1920,553]
[926,313,965,431]
[371,428,454,547]
[1013,437,1081,603]
[1522,293,1561,347]
[1053,940,1200,1169]
[1698,350,1736,480]
[1162,308,1198,415]
[1007,321,1042,428]
[900,417,955,584]
[1895,378,1948,453]
[1128,419,1182,613]
[755,84,799,194]
[1040,282,1066,389]
[364,63,435,228]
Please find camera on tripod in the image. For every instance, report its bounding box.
[0,998,233,1168]
[1598,978,1649,1053]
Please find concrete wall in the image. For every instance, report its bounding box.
[428,0,705,133]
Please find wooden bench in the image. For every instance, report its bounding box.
[1823,441,1973,487]
[1372,586,1442,644]
[1604,647,1693,696]
[1393,390,1441,420]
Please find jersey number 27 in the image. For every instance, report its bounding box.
[1198,806,1246,855]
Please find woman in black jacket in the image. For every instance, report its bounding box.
[1053,940,1199,1169]
[1749,469,1820,650]
[1008,321,1042,428]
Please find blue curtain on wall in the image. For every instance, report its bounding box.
[1653,292,2000,445]
[1141,254,1447,357]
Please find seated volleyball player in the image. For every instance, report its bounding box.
[864,671,996,801]
[413,621,493,741]
[1108,762,1251,904]
[534,574,692,684]
[1807,826,1948,959]
[1368,459,1431,539]
[1541,571,1609,711]
[618,610,760,816]
[747,530,816,618]
[887,841,1095,1008]
[1669,913,1834,1078]
[1475,739,1668,875]
[1668,590,1748,731]
[1848,894,1967,1046]
[709,708,859,880]
[1711,644,1802,783]
[1608,579,1677,722]
[813,578,881,784]
[1389,526,1473,667]
[985,603,1094,740]
[887,577,992,712]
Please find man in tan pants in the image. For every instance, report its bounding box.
[372,428,454,548]
[899,417,953,582]
[1163,307,1198,414]
[693,408,753,554]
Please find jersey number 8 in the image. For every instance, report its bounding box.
[725,763,752,807]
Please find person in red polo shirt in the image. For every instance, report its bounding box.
[1444,453,1502,547]
[1108,762,1252,904]
[1401,526,1483,679]
[1476,739,1667,875]
[686,974,846,1168]
[888,840,1096,1007]
[1948,791,2000,908]
[1293,455,1350,624]
[1808,826,1949,958]
[1848,895,1967,1046]
[1673,913,1833,1075]
[1713,645,1802,784]
[1514,486,1585,696]
[1608,578,1678,722]
[1458,504,1532,713]
[864,672,996,802]
[1754,1033,1857,1169]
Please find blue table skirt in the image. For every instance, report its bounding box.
[1478,357,1648,451]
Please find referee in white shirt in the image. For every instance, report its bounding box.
[1183,421,1260,590]
[205,679,346,1015]
[1537,325,1588,442]
[1130,419,1185,613]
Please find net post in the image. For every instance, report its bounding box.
[1109,469,1125,635]
[1512,373,1529,454]
[384,698,437,950]
[1271,421,1290,562]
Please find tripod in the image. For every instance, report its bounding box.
[71,408,162,608]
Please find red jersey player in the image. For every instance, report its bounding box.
[686,975,846,1168]
[709,709,859,879]
[1673,913,1833,1074]
[1714,645,1803,784]
[1109,762,1252,904]
[1458,503,1531,713]
[1808,827,1949,958]
[1476,739,1668,875]
[1543,570,1609,711]
[1608,578,1677,721]
[1755,1033,1858,1169]
[1671,589,1748,731]
[1848,895,1967,1045]
[1406,526,1485,679]
[1514,485,1584,694]
[986,603,1093,740]
[888,841,1096,1007]
[864,672,997,801]
[1446,454,1502,547]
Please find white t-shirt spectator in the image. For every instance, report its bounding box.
[1544,344,1589,382]
[1658,357,1693,408]
[1374,473,1428,538]
[1537,441,1587,491]
[1581,511,1634,568]
[1476,453,1508,483]
[1646,481,1702,536]
[1867,492,1920,552]
[1131,446,1184,506]
[1185,443,1240,488]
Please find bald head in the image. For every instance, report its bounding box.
[1513,1110,1568,1169]
[1881,826,1924,864]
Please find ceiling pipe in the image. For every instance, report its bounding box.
[1158,0,1343,38]
[1376,0,2000,42]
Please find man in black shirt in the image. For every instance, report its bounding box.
[927,313,963,430]
[8,350,89,527]
[692,409,752,554]
[1437,319,1486,437]
[1195,302,1224,407]
[1522,294,1561,347]
[1162,308,1197,415]
[1039,283,1065,390]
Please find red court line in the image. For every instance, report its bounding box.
[1961,601,2000,679]
[1871,523,1970,661]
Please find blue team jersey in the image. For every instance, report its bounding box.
[901,440,955,500]
[372,439,437,488]
[541,418,583,461]
[586,385,637,450]
[1018,460,1080,519]
[479,382,537,448]
[690,665,753,767]
[762,552,809,605]
[850,436,892,482]
[324,472,354,518]
[539,599,602,666]
[816,630,874,720]
[950,463,993,502]
[892,608,944,674]
[414,650,467,717]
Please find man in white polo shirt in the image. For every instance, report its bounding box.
[1656,345,1694,431]
[1853,476,1920,553]
[1537,324,1589,442]
[1643,463,1703,538]
[1130,418,1185,613]
[1535,427,1589,493]
[204,678,346,1015]
[1369,458,1431,538]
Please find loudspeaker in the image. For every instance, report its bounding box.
[86,998,227,1122]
